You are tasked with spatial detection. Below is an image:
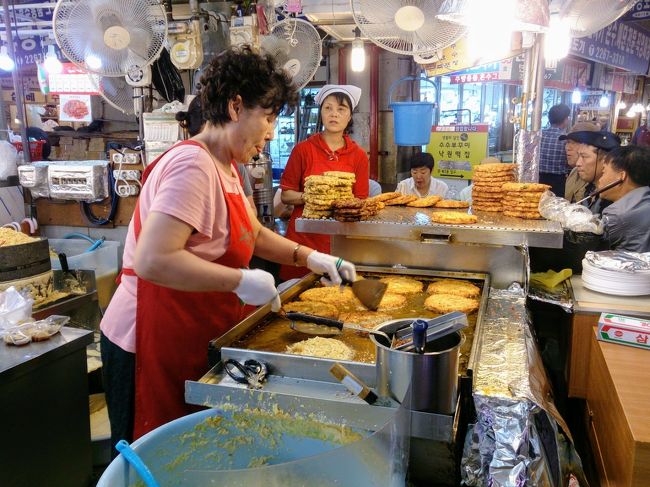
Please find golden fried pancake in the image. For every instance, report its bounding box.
[302,210,332,219]
[471,205,502,212]
[376,292,408,310]
[341,311,394,330]
[434,200,470,208]
[501,182,550,192]
[430,211,478,224]
[379,276,424,294]
[426,279,480,298]
[473,174,515,181]
[474,163,517,173]
[369,192,402,203]
[472,186,506,193]
[424,293,479,314]
[299,286,356,304]
[503,210,543,219]
[283,301,339,319]
[323,171,356,181]
[332,198,365,209]
[286,337,354,361]
[384,194,419,205]
[407,195,442,207]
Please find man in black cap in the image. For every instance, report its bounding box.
[558,130,621,213]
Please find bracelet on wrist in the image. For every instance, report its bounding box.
[292,244,302,266]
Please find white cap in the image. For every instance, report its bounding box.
[314,84,362,109]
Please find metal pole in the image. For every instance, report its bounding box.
[531,34,545,132]
[2,0,30,162]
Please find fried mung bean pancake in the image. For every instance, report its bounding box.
[299,286,356,304]
[369,192,402,203]
[378,276,424,294]
[283,301,340,319]
[406,195,442,207]
[424,293,479,314]
[426,279,480,298]
[430,211,478,224]
[501,182,550,192]
[384,194,419,205]
[434,200,470,208]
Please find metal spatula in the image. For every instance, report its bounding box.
[286,311,392,344]
[324,275,387,311]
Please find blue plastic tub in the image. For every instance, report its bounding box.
[389,76,436,146]
[97,407,374,486]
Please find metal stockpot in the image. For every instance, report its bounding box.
[370,319,463,414]
[248,152,274,228]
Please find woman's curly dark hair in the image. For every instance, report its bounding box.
[200,46,299,126]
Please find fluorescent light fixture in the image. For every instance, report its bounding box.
[350,27,365,72]
[43,44,63,74]
[571,88,582,104]
[85,54,102,71]
[0,46,15,71]
[437,0,549,32]
[599,93,610,108]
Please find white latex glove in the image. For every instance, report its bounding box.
[306,251,357,287]
[234,269,281,312]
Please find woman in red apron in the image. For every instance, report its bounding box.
[279,85,369,281]
[100,48,357,454]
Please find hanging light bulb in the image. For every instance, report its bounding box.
[0,45,15,71]
[626,109,636,118]
[599,93,610,108]
[350,27,365,73]
[571,88,582,105]
[85,54,102,71]
[544,15,570,61]
[43,44,63,74]
[616,101,627,111]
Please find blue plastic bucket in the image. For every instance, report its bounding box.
[389,76,437,146]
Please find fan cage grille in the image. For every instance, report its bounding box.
[54,0,167,77]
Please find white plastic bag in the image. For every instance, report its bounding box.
[0,286,33,329]
[0,141,19,179]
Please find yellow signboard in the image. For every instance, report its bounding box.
[427,124,489,179]
[423,35,523,77]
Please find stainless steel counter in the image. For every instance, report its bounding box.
[296,206,563,248]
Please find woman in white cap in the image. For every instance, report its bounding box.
[279,84,369,281]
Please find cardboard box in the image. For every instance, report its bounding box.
[597,313,650,351]
[88,138,105,152]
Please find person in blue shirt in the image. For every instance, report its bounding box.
[539,104,571,196]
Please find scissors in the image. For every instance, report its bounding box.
[224,359,268,389]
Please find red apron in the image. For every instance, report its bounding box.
[124,140,255,438]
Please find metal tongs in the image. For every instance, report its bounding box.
[575,178,624,205]
[392,311,468,351]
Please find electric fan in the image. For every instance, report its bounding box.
[561,0,637,38]
[351,0,466,55]
[53,0,167,77]
[260,18,322,90]
[89,74,135,116]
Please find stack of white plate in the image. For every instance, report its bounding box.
[582,258,650,296]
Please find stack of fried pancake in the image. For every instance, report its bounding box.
[471,163,517,212]
[331,197,381,222]
[501,182,550,219]
[424,278,480,314]
[302,173,355,219]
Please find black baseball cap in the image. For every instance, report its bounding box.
[558,130,621,151]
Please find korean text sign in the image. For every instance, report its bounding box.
[427,124,489,179]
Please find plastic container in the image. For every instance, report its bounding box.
[49,239,121,310]
[388,76,436,146]
[12,140,46,160]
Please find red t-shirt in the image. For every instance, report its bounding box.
[279,133,369,280]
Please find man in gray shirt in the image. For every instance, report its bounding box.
[597,145,650,252]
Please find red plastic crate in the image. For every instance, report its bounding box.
[12,140,46,160]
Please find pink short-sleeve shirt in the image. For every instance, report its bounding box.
[100,143,246,352]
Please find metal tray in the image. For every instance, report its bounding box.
[296,206,563,248]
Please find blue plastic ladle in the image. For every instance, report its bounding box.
[115,439,160,487]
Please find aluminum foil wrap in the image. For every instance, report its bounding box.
[514,130,541,183]
[527,281,573,313]
[539,192,603,234]
[17,162,50,198]
[584,250,650,272]
[48,161,109,202]
[461,287,587,487]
